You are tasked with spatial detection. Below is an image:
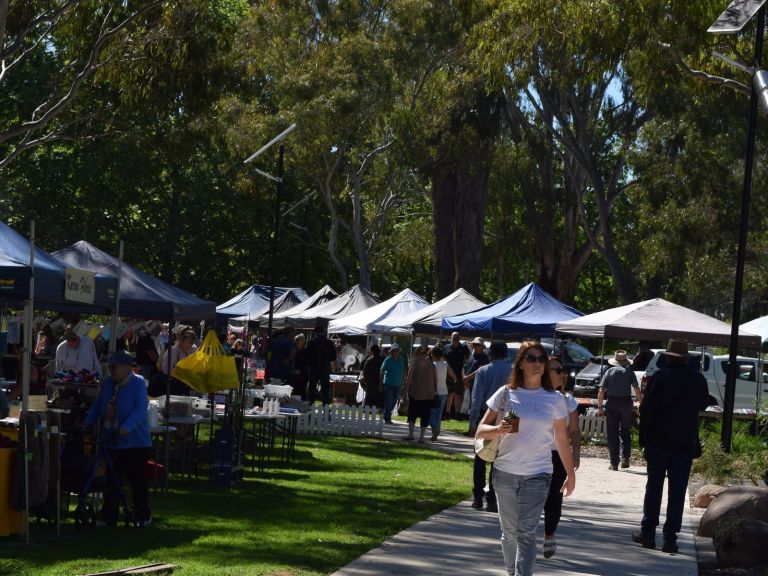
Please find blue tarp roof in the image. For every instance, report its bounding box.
[216,284,310,322]
[53,240,215,321]
[0,222,116,313]
[441,282,583,337]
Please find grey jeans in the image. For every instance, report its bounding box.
[493,468,552,576]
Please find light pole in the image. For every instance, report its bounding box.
[708,0,766,452]
[244,123,296,381]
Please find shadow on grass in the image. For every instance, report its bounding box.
[3,435,473,575]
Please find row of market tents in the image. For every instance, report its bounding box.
[3,219,768,349]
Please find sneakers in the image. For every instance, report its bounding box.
[485,501,498,513]
[631,530,656,549]
[471,499,484,510]
[543,536,557,558]
[136,510,153,528]
[417,437,425,443]
[609,463,618,471]
[661,540,678,553]
[403,435,414,441]
[621,459,630,468]
[430,432,438,442]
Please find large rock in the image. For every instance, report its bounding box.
[698,486,768,537]
[693,484,727,508]
[713,516,768,568]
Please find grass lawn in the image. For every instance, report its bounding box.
[1,435,472,576]
[392,414,471,436]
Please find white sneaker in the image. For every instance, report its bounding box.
[543,536,557,558]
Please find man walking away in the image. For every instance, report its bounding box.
[306,325,337,405]
[469,341,511,512]
[597,350,642,470]
[632,339,708,553]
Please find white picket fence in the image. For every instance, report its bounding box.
[578,413,607,442]
[296,405,384,438]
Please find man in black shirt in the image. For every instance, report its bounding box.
[135,323,160,380]
[306,325,337,405]
[443,332,470,418]
[359,345,384,408]
[633,339,708,553]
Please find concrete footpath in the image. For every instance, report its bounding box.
[332,422,702,576]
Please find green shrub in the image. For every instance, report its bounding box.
[693,420,768,484]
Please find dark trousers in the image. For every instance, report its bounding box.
[641,445,693,543]
[103,447,151,525]
[308,374,332,405]
[606,397,633,465]
[473,455,495,505]
[544,450,567,535]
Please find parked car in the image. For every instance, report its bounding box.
[506,339,594,390]
[573,356,645,399]
[641,350,768,411]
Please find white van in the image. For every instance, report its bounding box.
[642,350,768,411]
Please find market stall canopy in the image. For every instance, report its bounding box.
[375,288,486,334]
[257,285,337,328]
[740,315,768,347]
[216,284,309,322]
[441,282,582,337]
[53,240,215,321]
[229,288,308,323]
[0,223,116,313]
[329,288,429,335]
[556,298,762,350]
[287,284,379,330]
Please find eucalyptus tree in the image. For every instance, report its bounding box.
[225,1,412,291]
[0,0,165,170]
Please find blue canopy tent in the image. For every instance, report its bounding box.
[52,240,215,321]
[216,284,309,323]
[0,222,115,313]
[441,282,583,337]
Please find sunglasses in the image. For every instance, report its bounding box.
[549,367,564,375]
[524,354,547,364]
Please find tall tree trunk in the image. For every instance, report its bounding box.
[431,159,492,298]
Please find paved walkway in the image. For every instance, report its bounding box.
[332,421,702,576]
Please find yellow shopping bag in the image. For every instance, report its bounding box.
[172,331,239,393]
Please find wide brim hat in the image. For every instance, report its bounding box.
[471,337,485,346]
[662,339,689,358]
[108,350,135,366]
[608,350,630,366]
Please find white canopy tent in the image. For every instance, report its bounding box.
[256,284,337,328]
[740,315,768,348]
[556,298,762,350]
[328,288,429,335]
[373,288,485,334]
[287,284,379,330]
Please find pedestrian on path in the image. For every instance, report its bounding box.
[476,340,576,576]
[402,344,436,443]
[380,343,405,424]
[633,339,708,553]
[428,346,456,441]
[469,340,511,513]
[597,350,642,470]
[443,332,469,418]
[542,356,581,559]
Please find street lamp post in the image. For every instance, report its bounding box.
[244,123,296,381]
[708,0,766,452]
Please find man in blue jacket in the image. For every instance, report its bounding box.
[84,350,152,527]
[469,341,512,512]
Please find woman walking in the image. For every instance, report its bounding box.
[542,356,581,558]
[402,344,436,443]
[428,346,456,441]
[476,340,576,576]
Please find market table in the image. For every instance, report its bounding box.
[241,411,301,474]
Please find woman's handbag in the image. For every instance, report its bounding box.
[474,387,508,463]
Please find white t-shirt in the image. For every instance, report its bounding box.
[433,360,449,396]
[487,385,569,476]
[549,393,579,450]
